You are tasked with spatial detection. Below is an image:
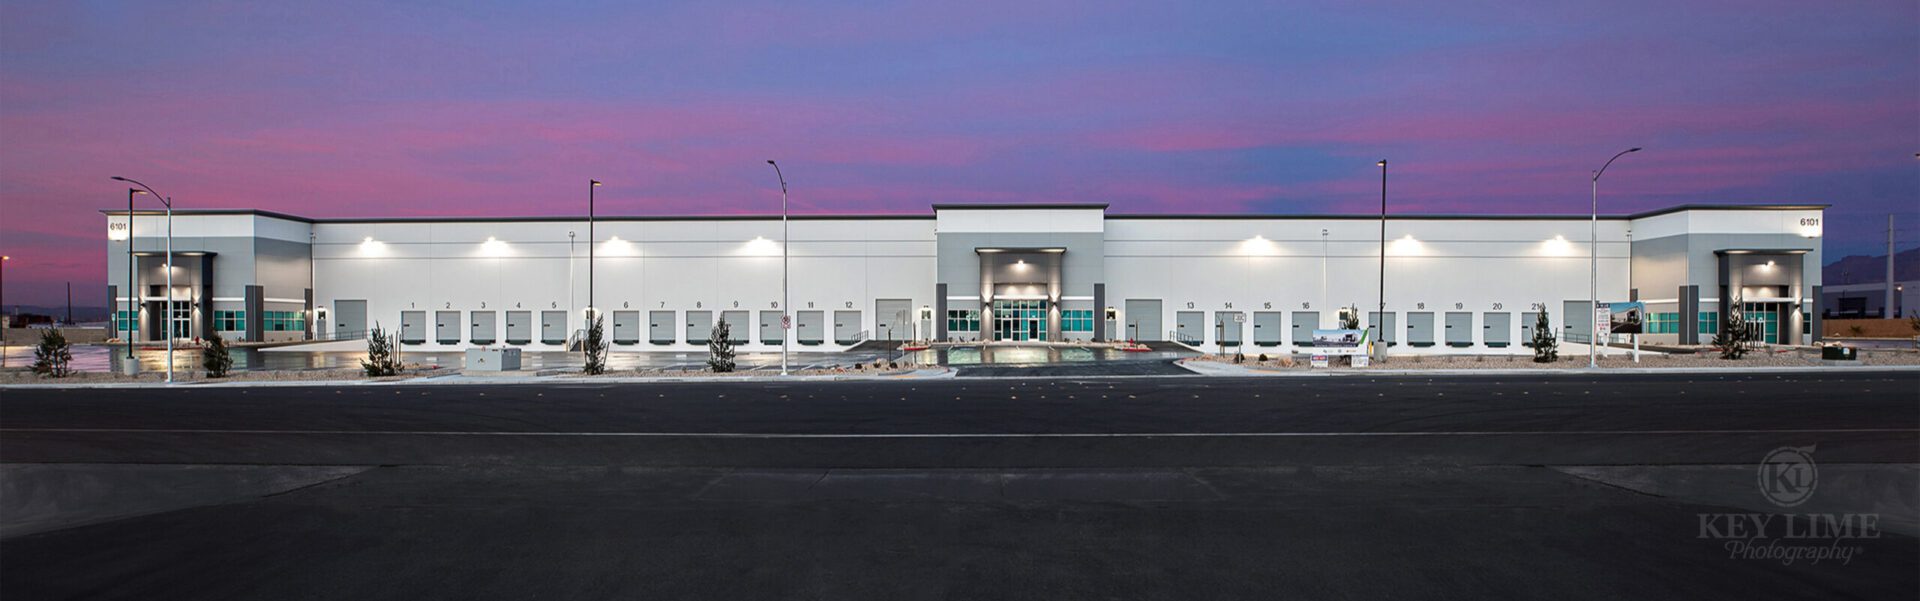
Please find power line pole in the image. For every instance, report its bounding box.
[1889,214,1897,318]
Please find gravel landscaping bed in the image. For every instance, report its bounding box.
[558,365,929,378]
[1186,347,1920,370]
[1,364,451,384]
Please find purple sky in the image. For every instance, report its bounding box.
[2,1,1916,307]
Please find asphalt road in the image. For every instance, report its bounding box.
[3,371,1916,599]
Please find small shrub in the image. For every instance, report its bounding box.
[1531,308,1559,363]
[1339,306,1361,330]
[1847,325,1864,336]
[31,329,73,378]
[582,315,608,375]
[887,361,898,369]
[1257,353,1268,362]
[1714,297,1753,360]
[203,333,233,378]
[361,323,400,377]
[707,318,736,373]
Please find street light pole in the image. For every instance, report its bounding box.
[1376,159,1387,357]
[767,160,789,377]
[127,188,146,360]
[113,176,175,382]
[589,180,601,331]
[1589,147,1641,369]
[0,255,7,366]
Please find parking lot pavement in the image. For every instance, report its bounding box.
[2,371,1915,599]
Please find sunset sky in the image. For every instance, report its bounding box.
[2,0,1915,307]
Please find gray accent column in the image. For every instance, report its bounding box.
[1678,285,1700,345]
[934,283,948,340]
[1092,283,1106,342]
[1046,252,1063,338]
[107,285,119,338]
[304,288,314,340]
[244,285,264,342]
[1629,288,1638,302]
[198,255,216,340]
[1809,285,1823,343]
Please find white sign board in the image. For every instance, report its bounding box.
[1593,305,1611,340]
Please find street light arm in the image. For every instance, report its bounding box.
[111,176,171,208]
[766,160,788,193]
[1593,147,1642,182]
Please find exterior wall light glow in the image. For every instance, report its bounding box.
[480,236,510,257]
[1389,234,1422,256]
[1542,235,1574,256]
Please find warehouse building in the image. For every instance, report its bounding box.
[102,203,1826,353]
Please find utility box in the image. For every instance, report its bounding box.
[465,347,522,371]
[1821,345,1857,361]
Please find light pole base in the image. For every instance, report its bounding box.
[117,359,141,376]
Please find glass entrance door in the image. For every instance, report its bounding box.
[990,300,1048,341]
[169,301,192,339]
[1742,302,1781,344]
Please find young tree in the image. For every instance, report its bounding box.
[203,333,233,378]
[31,328,73,377]
[582,314,608,375]
[1339,306,1361,330]
[361,323,400,377]
[1714,298,1752,359]
[708,318,736,373]
[1531,307,1558,363]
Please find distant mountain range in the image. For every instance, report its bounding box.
[1824,247,1920,285]
[1,305,112,323]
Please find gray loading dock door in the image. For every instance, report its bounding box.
[505,310,531,345]
[1291,311,1318,345]
[1215,311,1243,345]
[1445,312,1473,347]
[759,311,782,344]
[1407,312,1435,347]
[797,310,824,345]
[1175,311,1204,344]
[1252,311,1283,346]
[333,299,366,341]
[612,310,640,345]
[721,310,749,344]
[649,310,676,345]
[1124,299,1162,342]
[686,310,713,344]
[540,310,567,345]
[435,310,461,344]
[1521,311,1540,347]
[834,310,861,345]
[1368,312,1397,346]
[400,310,426,345]
[1483,312,1511,347]
[470,311,496,345]
[875,299,913,341]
